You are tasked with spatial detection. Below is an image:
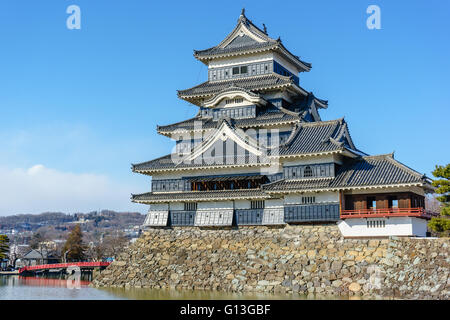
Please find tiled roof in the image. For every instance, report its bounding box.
[132,189,271,203]
[330,154,429,188]
[178,73,303,101]
[193,11,311,72]
[187,175,266,182]
[262,178,334,192]
[262,154,430,193]
[195,37,277,57]
[157,110,300,134]
[135,118,357,173]
[132,154,431,197]
[279,119,349,156]
[132,154,272,173]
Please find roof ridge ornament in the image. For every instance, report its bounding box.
[239,8,247,23]
[263,23,267,34]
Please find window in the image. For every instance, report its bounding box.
[184,202,197,211]
[389,196,398,209]
[302,196,315,204]
[225,98,243,105]
[367,197,376,209]
[367,220,386,228]
[240,66,248,74]
[304,166,313,177]
[251,201,264,209]
[232,67,240,75]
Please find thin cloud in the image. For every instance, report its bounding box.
[0,165,144,215]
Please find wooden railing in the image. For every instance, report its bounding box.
[340,207,438,219]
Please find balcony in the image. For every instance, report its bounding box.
[340,207,438,219]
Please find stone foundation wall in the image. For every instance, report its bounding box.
[92,225,449,299]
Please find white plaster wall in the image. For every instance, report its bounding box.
[281,154,336,166]
[337,217,428,237]
[272,52,301,74]
[150,203,169,210]
[261,91,294,103]
[169,203,184,211]
[209,53,273,68]
[197,201,234,210]
[265,199,284,208]
[208,52,299,75]
[235,200,251,209]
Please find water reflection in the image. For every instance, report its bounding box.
[101,286,349,300]
[18,276,90,288]
[0,276,121,300]
[0,276,358,300]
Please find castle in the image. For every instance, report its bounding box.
[131,10,434,237]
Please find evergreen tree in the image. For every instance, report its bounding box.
[428,164,450,235]
[62,225,86,262]
[0,235,9,260]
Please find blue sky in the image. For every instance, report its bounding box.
[0,1,448,215]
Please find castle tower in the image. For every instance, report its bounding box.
[131,10,434,237]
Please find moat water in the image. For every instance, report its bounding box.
[0,275,355,300]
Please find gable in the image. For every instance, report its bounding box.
[176,120,270,166]
[218,16,270,49]
[202,87,267,108]
[224,34,259,49]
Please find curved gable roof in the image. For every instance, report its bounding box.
[193,9,311,72]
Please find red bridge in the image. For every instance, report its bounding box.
[18,262,110,274]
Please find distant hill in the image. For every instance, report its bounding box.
[0,210,146,245]
[0,210,145,231]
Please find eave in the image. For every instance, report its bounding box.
[131,189,272,204]
[264,182,431,195]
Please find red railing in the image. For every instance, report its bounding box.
[18,262,110,274]
[340,207,438,219]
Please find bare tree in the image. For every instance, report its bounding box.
[426,194,442,214]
